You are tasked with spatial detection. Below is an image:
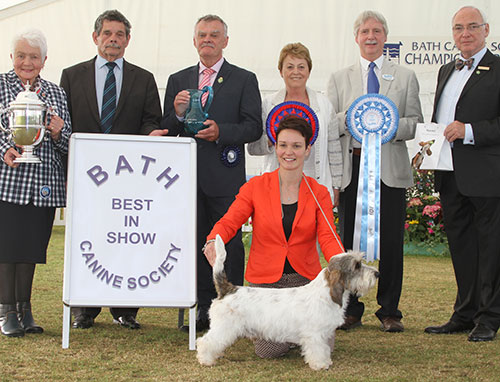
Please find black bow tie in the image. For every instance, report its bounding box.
[455,58,474,71]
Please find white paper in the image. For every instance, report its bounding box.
[409,123,453,171]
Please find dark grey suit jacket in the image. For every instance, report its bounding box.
[432,49,500,197]
[161,60,262,197]
[60,57,161,135]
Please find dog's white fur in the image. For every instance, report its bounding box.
[196,235,379,370]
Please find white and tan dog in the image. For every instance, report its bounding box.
[196,235,379,370]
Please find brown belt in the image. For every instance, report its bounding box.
[352,148,361,156]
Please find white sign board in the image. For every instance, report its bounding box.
[63,134,197,308]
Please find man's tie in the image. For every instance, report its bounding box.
[455,58,474,71]
[367,62,379,94]
[101,62,117,134]
[199,67,215,106]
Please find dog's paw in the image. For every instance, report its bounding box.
[196,354,217,366]
[307,359,332,371]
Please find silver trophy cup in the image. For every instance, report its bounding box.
[0,87,49,163]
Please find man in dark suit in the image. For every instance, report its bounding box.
[161,14,262,331]
[60,9,163,330]
[424,6,500,342]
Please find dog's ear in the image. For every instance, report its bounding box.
[325,268,344,306]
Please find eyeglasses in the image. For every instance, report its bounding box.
[452,23,486,33]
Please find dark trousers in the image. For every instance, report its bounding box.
[196,189,245,317]
[439,171,500,331]
[72,307,138,320]
[338,154,405,319]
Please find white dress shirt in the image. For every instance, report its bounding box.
[435,47,487,145]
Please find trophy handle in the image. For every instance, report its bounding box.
[0,106,12,134]
[43,106,56,141]
[201,86,214,115]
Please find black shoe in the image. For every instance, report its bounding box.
[424,320,474,334]
[468,323,496,342]
[114,315,141,329]
[180,317,210,333]
[339,315,362,330]
[0,304,25,337]
[72,314,94,329]
[16,302,43,334]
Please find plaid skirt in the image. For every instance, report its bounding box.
[249,272,310,359]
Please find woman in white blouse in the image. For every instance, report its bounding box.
[248,43,342,206]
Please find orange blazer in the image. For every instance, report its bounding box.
[208,169,344,284]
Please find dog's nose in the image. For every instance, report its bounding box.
[374,271,380,279]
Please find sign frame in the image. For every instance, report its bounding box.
[61,133,197,349]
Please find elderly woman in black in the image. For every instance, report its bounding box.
[0,29,71,337]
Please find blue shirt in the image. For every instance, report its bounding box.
[95,55,124,116]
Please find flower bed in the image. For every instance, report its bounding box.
[405,170,449,256]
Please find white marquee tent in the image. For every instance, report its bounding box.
[0,0,498,174]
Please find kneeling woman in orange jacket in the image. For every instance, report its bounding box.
[203,114,345,359]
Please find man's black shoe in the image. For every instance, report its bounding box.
[424,320,474,334]
[114,315,141,329]
[468,323,496,342]
[72,314,94,329]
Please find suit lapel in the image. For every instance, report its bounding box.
[83,58,100,124]
[380,59,396,96]
[115,60,133,118]
[291,176,308,234]
[212,60,233,98]
[434,63,455,108]
[348,64,363,100]
[459,50,495,100]
[270,171,287,241]
[189,65,199,89]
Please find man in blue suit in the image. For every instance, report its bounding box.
[161,14,262,330]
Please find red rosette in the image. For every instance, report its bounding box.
[265,101,319,145]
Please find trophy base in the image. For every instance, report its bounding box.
[14,155,42,164]
[184,122,207,136]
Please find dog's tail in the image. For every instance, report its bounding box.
[213,234,237,298]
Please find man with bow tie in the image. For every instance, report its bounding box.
[425,6,500,342]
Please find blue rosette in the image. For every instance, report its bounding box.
[346,94,399,144]
[346,94,399,262]
[220,146,242,168]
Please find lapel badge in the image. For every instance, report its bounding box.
[218,77,223,84]
[382,74,394,81]
[477,66,490,71]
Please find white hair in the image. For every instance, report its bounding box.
[12,28,48,59]
[353,10,389,36]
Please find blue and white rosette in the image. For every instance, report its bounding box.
[346,94,399,262]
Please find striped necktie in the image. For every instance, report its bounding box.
[101,62,117,133]
[367,62,379,94]
[199,67,215,106]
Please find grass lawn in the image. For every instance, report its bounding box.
[0,226,498,381]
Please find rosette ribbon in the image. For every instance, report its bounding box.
[346,94,399,262]
[266,101,319,146]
